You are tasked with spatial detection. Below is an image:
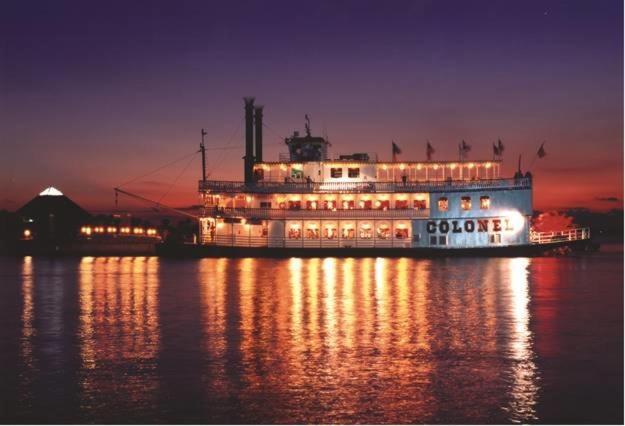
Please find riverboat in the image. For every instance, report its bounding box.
[191,98,592,257]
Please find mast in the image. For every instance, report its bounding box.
[200,128,207,182]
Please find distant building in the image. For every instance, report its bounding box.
[17,187,90,242]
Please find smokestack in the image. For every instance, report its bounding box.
[254,105,263,163]
[244,97,255,183]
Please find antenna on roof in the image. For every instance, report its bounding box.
[305,114,311,137]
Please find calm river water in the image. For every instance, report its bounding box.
[0,248,622,424]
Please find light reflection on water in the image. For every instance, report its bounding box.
[2,253,622,423]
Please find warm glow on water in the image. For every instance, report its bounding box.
[0,252,622,423]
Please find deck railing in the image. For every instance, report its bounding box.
[530,227,591,244]
[206,207,430,219]
[205,235,413,248]
[199,177,531,194]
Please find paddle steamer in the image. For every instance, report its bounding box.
[195,98,591,256]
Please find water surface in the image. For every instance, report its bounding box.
[0,250,622,423]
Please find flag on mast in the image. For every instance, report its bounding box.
[392,141,402,162]
[459,140,471,160]
[492,139,504,158]
[537,142,546,158]
[426,141,435,161]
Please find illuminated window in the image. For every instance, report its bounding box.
[288,200,301,210]
[288,226,301,239]
[342,200,355,210]
[438,197,448,211]
[413,199,427,210]
[341,226,355,239]
[480,196,490,210]
[359,224,373,239]
[348,168,360,178]
[323,200,336,210]
[461,196,471,211]
[278,201,286,209]
[377,224,391,239]
[360,200,373,209]
[306,200,318,210]
[377,200,390,210]
[305,224,319,239]
[330,168,343,178]
[323,226,337,239]
[438,235,447,245]
[395,200,409,209]
[395,227,409,239]
[490,234,501,244]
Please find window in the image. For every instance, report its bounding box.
[323,226,337,239]
[330,168,343,178]
[348,168,360,178]
[305,226,320,239]
[306,200,318,210]
[480,196,490,210]
[360,200,373,209]
[376,200,390,210]
[461,196,471,211]
[490,234,501,244]
[291,168,304,179]
[438,235,447,245]
[430,235,437,245]
[260,201,272,208]
[395,227,409,239]
[288,200,301,210]
[360,224,373,239]
[438,197,448,211]
[288,226,301,239]
[395,199,409,209]
[341,200,355,210]
[413,199,427,210]
[323,200,336,210]
[342,226,355,239]
[377,225,391,239]
[278,201,286,209]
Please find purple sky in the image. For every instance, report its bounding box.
[1,0,622,211]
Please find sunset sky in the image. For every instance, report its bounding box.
[1,0,622,212]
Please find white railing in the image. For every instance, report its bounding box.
[530,227,591,244]
[199,177,531,194]
[207,235,413,248]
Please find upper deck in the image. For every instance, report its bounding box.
[251,159,502,183]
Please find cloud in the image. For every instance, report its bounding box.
[595,197,620,203]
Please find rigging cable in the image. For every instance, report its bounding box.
[204,117,243,178]
[117,149,199,189]
[157,151,197,204]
